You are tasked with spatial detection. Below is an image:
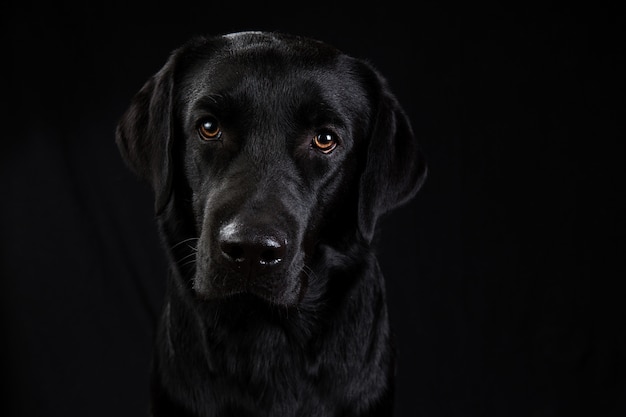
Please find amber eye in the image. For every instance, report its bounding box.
[197,116,222,140]
[312,131,338,154]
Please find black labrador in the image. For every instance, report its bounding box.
[116,31,426,417]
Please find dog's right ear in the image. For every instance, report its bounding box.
[115,52,178,215]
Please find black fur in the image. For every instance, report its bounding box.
[116,31,426,417]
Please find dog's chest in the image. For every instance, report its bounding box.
[175,329,355,415]
[159,299,379,415]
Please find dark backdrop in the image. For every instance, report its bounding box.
[1,2,624,416]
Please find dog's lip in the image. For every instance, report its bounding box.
[193,268,305,307]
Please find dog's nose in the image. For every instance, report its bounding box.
[218,222,287,275]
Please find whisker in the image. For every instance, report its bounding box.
[178,251,197,264]
[171,237,200,250]
[182,259,197,268]
[301,265,317,284]
[212,303,221,327]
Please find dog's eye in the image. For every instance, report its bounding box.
[312,132,338,154]
[197,117,222,140]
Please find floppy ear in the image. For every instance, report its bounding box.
[115,53,178,215]
[357,68,427,243]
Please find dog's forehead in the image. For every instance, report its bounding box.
[177,33,370,124]
[184,32,344,82]
[220,31,339,58]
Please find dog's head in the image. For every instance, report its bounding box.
[116,32,426,306]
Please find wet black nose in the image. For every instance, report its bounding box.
[218,222,287,275]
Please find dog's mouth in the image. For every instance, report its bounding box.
[197,280,306,308]
[195,291,308,330]
[192,257,308,307]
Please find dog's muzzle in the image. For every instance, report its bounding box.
[193,214,305,306]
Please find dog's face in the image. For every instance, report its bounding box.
[116,32,425,307]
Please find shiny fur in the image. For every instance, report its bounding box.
[116,31,426,417]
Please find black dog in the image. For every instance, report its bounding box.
[116,31,426,417]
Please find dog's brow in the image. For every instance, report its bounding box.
[298,99,346,128]
[197,94,225,106]
[191,94,235,113]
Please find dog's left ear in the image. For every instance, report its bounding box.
[115,51,179,215]
[357,64,427,243]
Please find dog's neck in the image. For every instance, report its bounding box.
[150,244,394,416]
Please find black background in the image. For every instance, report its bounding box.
[1,2,624,416]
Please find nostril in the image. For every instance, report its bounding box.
[260,250,280,265]
[259,238,286,266]
[220,241,245,263]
